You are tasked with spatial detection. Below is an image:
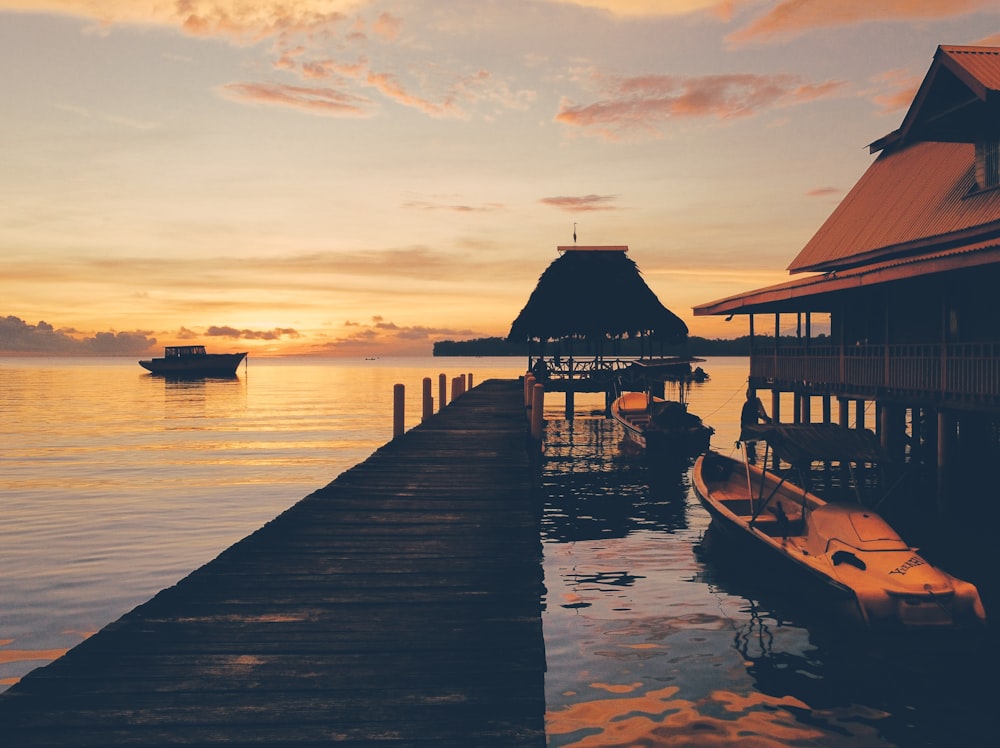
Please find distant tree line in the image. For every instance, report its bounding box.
[432,334,830,357]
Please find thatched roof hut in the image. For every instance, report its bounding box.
[507,246,688,350]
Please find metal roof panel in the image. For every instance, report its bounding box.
[788,141,1000,273]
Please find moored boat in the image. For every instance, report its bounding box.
[692,424,986,629]
[138,345,247,377]
[610,357,713,457]
[611,390,713,456]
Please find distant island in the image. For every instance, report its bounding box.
[432,335,829,357]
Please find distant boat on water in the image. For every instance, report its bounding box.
[138,345,247,377]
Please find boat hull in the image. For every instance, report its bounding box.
[139,352,247,377]
[692,451,987,629]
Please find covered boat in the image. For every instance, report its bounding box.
[611,391,713,456]
[610,358,713,457]
[138,345,247,377]
[692,424,986,628]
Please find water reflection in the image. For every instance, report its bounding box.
[541,417,690,542]
[147,373,248,425]
[541,407,997,748]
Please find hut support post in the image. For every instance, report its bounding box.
[937,411,955,514]
[880,402,906,465]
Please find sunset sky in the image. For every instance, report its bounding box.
[3,1,999,356]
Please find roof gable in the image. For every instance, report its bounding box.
[871,45,1000,153]
[789,45,1000,274]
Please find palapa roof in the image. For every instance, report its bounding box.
[695,44,1000,317]
[508,246,688,343]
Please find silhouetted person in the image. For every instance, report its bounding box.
[531,357,549,383]
[741,388,770,464]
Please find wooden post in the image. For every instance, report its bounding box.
[531,383,545,442]
[451,376,464,400]
[937,411,954,514]
[524,373,535,415]
[422,377,433,420]
[439,373,447,409]
[565,389,574,419]
[467,373,474,390]
[393,383,405,438]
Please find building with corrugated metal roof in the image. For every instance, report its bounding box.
[694,45,1000,510]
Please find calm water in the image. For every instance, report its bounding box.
[1,356,995,746]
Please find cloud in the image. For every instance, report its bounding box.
[556,72,844,138]
[10,1,535,121]
[365,70,460,117]
[403,199,506,213]
[864,67,922,115]
[205,325,301,340]
[0,315,157,355]
[806,186,840,197]
[372,11,402,40]
[220,82,373,116]
[729,0,996,44]
[540,194,620,212]
[545,0,733,18]
[318,316,478,355]
[3,1,363,41]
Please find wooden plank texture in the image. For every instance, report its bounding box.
[0,379,546,747]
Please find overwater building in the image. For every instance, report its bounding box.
[694,45,1000,512]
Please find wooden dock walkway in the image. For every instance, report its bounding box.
[0,379,546,747]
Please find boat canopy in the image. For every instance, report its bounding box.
[619,356,704,380]
[739,423,887,465]
[165,346,207,357]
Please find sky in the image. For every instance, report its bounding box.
[2,1,1000,357]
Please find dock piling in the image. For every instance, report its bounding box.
[393,383,405,437]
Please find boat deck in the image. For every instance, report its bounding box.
[0,379,546,747]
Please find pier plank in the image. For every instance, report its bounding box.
[0,379,545,747]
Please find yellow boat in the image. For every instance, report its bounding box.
[692,424,986,629]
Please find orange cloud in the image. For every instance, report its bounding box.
[403,200,507,213]
[365,70,459,117]
[318,317,479,356]
[866,67,922,115]
[205,326,301,341]
[372,11,402,40]
[729,0,995,44]
[540,194,620,212]
[546,0,734,18]
[219,82,373,116]
[1,1,362,41]
[556,72,844,138]
[806,187,840,197]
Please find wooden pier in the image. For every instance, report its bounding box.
[0,379,546,747]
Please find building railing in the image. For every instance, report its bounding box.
[750,342,1000,403]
